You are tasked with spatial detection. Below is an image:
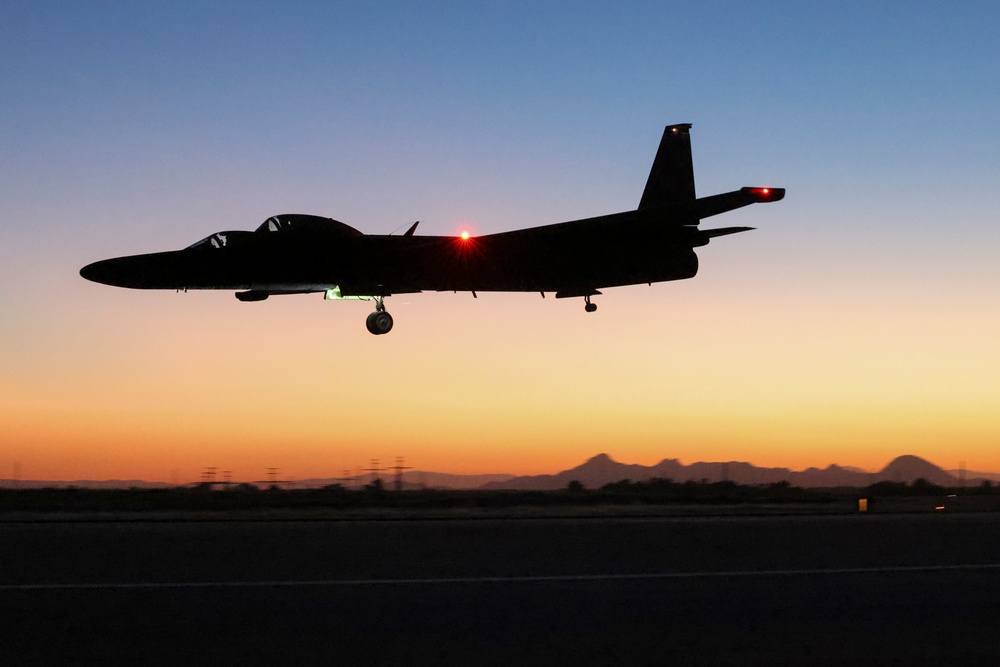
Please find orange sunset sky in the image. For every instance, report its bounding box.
[3,3,999,482]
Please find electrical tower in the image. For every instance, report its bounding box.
[366,459,384,486]
[252,468,295,489]
[389,457,413,491]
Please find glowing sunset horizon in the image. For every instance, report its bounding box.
[4,5,999,487]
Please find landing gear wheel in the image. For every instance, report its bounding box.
[366,310,394,335]
[584,296,597,313]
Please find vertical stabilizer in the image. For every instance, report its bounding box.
[638,123,695,209]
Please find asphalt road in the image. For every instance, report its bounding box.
[3,513,999,665]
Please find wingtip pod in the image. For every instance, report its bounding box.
[741,186,785,203]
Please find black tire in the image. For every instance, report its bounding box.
[366,310,393,335]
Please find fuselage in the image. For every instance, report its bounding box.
[79,123,784,334]
[80,208,704,297]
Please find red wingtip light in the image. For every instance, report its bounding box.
[460,230,471,240]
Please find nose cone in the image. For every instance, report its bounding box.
[80,258,125,286]
[79,252,188,289]
[80,249,251,290]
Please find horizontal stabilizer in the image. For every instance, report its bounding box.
[742,187,784,203]
[696,187,785,219]
[700,226,755,239]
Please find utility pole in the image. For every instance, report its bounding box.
[366,459,384,486]
[252,468,295,489]
[389,457,413,492]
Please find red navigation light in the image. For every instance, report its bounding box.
[453,222,478,244]
[742,186,785,203]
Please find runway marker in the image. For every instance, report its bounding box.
[4,563,1000,591]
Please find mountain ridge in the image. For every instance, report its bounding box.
[0,454,979,490]
[480,453,964,490]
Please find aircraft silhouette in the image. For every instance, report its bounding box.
[80,124,784,334]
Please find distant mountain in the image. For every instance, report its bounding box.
[879,455,955,487]
[478,453,663,491]
[481,453,960,490]
[405,471,517,489]
[480,453,804,490]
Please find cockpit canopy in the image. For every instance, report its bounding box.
[185,231,254,250]
[255,214,363,237]
[185,215,362,251]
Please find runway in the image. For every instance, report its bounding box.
[3,513,1000,665]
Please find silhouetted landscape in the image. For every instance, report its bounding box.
[2,452,990,491]
[2,453,999,514]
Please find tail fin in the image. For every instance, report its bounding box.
[638,123,695,209]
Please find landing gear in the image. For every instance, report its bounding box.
[584,295,597,313]
[365,297,393,335]
[366,311,393,335]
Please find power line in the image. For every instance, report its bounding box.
[389,457,413,491]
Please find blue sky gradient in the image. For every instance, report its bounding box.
[3,2,999,480]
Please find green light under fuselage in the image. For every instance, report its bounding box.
[324,286,373,301]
